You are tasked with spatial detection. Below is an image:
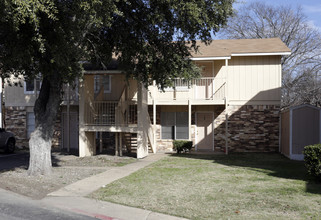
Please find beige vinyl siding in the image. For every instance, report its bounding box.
[5,77,37,107]
[195,61,213,77]
[84,74,126,101]
[227,56,281,104]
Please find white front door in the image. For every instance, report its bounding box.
[196,112,213,151]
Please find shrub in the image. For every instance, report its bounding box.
[304,144,321,182]
[173,140,193,154]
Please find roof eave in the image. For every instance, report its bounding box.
[190,56,231,61]
[231,52,291,56]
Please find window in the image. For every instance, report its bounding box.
[24,79,35,94]
[27,112,35,138]
[161,112,188,140]
[94,75,111,93]
[24,75,41,94]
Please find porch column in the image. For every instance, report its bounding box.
[78,78,93,157]
[115,132,119,156]
[137,82,149,158]
[119,133,123,157]
[0,77,2,128]
[99,131,103,153]
[188,100,192,140]
[66,83,70,152]
[79,131,95,157]
[153,99,156,147]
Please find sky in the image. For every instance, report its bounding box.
[235,0,321,30]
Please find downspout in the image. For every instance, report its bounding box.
[225,59,229,155]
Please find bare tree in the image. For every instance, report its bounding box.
[220,2,321,107]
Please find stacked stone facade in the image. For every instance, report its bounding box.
[5,106,27,147]
[5,106,61,148]
[227,105,280,152]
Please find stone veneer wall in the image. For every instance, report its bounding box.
[5,106,61,148]
[226,105,280,152]
[5,106,27,147]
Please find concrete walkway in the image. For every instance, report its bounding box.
[44,153,188,220]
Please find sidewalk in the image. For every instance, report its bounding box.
[43,153,188,220]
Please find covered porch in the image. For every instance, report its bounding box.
[78,77,155,158]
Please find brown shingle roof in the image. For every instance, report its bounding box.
[191,38,291,58]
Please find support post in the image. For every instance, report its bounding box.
[66,83,70,152]
[0,77,2,128]
[99,131,103,153]
[119,133,123,157]
[115,132,119,156]
[188,100,191,140]
[225,101,228,155]
[153,99,156,147]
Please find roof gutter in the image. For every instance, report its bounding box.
[190,56,231,61]
[231,52,291,56]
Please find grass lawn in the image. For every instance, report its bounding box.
[91,153,321,219]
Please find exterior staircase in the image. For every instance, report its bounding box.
[123,132,153,155]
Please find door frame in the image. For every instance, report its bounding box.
[195,111,214,151]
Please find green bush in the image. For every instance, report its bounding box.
[304,144,321,182]
[173,140,193,154]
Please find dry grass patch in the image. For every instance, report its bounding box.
[0,152,137,199]
[91,153,321,219]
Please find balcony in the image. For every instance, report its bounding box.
[150,77,226,104]
[84,101,137,126]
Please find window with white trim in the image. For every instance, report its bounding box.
[24,75,41,94]
[161,112,188,140]
[94,75,111,93]
[27,112,35,138]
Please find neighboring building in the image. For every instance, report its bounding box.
[4,75,79,149]
[4,38,291,158]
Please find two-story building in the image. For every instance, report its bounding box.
[4,38,291,158]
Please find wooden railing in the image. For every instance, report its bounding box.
[191,77,214,100]
[213,82,226,100]
[158,77,225,101]
[84,101,118,125]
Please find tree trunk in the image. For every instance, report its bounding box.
[28,75,62,176]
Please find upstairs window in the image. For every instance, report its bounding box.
[94,75,111,93]
[24,75,41,94]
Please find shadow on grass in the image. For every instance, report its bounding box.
[169,152,321,195]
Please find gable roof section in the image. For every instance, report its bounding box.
[190,38,291,60]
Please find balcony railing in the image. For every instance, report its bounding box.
[154,77,226,101]
[84,101,138,126]
[84,101,117,125]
